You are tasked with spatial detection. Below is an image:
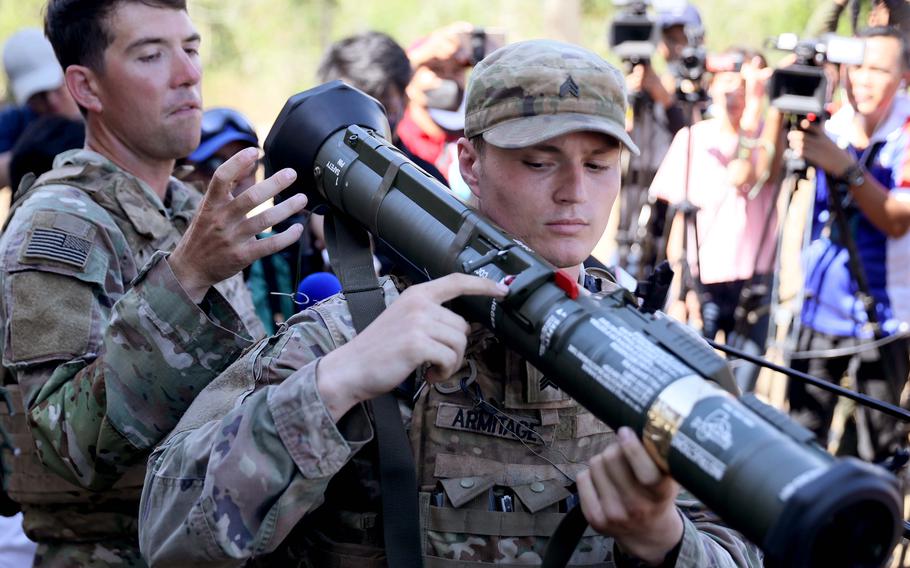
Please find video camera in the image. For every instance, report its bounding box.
[670,26,708,104]
[608,0,659,66]
[767,33,865,119]
[673,35,706,82]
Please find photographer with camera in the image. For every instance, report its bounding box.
[396,23,503,188]
[623,2,702,154]
[139,39,761,568]
[649,49,784,393]
[787,26,910,461]
[614,1,705,277]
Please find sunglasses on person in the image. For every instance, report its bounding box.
[200,107,259,144]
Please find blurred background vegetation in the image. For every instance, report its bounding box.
[0,0,855,133]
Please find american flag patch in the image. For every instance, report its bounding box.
[25,227,92,268]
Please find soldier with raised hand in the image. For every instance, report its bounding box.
[139,40,762,567]
[0,0,307,565]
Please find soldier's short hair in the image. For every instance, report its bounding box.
[45,0,187,72]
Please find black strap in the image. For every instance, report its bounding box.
[369,152,408,232]
[541,504,588,568]
[324,212,424,568]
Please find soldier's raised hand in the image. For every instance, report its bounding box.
[169,147,308,302]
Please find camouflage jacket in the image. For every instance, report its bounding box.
[0,150,261,548]
[140,277,763,567]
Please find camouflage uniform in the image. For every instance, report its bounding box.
[0,149,264,566]
[140,274,762,567]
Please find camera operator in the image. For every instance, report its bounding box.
[649,49,784,393]
[616,2,705,277]
[624,3,702,162]
[626,4,702,133]
[787,26,910,461]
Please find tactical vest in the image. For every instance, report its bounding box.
[250,273,623,567]
[0,162,255,542]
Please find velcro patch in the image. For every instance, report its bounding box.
[435,402,543,444]
[25,227,92,268]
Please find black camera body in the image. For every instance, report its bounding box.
[608,0,658,66]
[767,34,864,176]
[768,64,828,118]
[670,26,708,105]
[767,34,865,120]
[674,44,706,82]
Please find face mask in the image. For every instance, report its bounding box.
[424,79,463,111]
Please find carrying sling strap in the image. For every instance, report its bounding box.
[541,505,588,568]
[324,212,424,568]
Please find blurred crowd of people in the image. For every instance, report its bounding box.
[1,0,910,565]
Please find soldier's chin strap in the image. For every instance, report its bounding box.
[324,211,424,568]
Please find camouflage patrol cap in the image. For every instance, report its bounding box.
[465,39,639,155]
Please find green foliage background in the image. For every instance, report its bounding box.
[0,0,849,131]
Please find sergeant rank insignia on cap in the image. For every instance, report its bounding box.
[559,75,580,98]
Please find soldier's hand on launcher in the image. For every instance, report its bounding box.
[577,427,684,565]
[315,273,508,422]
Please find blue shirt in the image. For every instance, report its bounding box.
[0,105,35,153]
[802,96,910,337]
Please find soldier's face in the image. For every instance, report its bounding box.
[459,131,621,270]
[92,3,203,161]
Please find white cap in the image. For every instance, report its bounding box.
[655,1,703,30]
[3,28,65,106]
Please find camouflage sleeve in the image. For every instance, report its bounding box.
[8,244,252,490]
[140,282,396,566]
[611,489,762,567]
[668,490,764,567]
[140,359,372,566]
[213,271,267,341]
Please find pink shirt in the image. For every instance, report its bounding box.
[648,119,778,285]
